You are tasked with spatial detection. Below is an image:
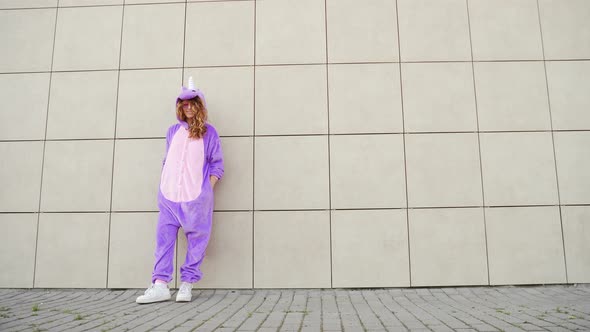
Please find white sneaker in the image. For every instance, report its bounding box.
[176,282,193,302]
[136,283,171,304]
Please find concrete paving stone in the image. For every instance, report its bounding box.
[323,312,340,318]
[340,315,361,322]
[558,321,588,330]
[386,328,410,332]
[259,312,284,325]
[535,314,564,325]
[235,312,268,330]
[2,291,69,313]
[254,328,281,332]
[107,302,185,331]
[469,323,500,331]
[213,292,265,328]
[160,291,220,313]
[443,320,472,329]
[301,317,321,328]
[48,293,132,327]
[396,317,428,329]
[281,312,304,327]
[545,326,580,332]
[279,327,300,332]
[69,298,157,330]
[194,294,255,330]
[323,322,342,329]
[342,327,361,332]
[477,319,519,331]
[1,299,86,329]
[2,290,46,303]
[342,322,363,331]
[169,327,193,332]
[300,327,321,332]
[363,322,387,330]
[39,313,91,331]
[428,324,456,332]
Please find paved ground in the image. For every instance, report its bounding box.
[0,285,589,332]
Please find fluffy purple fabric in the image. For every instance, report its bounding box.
[151,100,223,283]
[176,86,207,107]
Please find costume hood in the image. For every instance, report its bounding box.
[176,76,207,106]
[176,76,207,124]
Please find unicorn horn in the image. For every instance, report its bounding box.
[188,76,195,90]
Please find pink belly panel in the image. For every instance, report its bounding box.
[160,128,205,202]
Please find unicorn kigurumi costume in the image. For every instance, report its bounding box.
[137,77,224,304]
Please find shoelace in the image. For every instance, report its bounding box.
[144,285,156,296]
[179,283,191,294]
[144,284,165,296]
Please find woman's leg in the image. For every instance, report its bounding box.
[151,199,180,284]
[179,227,212,283]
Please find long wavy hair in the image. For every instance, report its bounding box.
[176,96,208,139]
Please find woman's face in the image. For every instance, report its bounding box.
[180,100,196,119]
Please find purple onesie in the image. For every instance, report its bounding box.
[151,88,224,285]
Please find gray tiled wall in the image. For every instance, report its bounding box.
[1,0,589,289]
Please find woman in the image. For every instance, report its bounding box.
[136,77,224,304]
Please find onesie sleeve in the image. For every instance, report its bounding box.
[207,125,224,180]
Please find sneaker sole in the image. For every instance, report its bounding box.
[176,296,192,302]
[136,294,171,304]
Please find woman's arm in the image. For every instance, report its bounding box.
[207,126,224,189]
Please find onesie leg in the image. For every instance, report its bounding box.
[151,199,180,284]
[179,227,212,283]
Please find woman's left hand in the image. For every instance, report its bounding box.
[209,175,219,189]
